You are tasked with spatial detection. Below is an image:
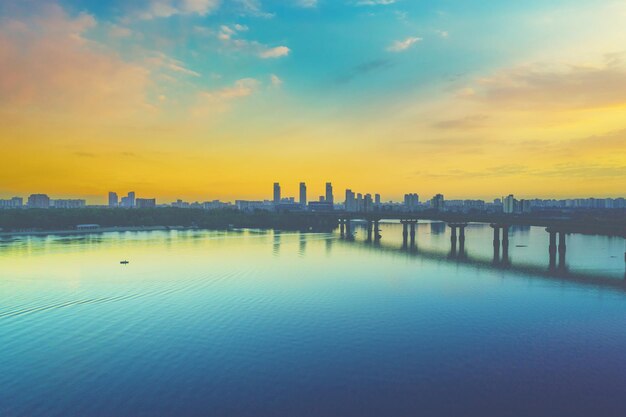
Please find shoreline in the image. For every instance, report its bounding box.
[0,225,204,238]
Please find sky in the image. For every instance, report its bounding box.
[1,0,625,203]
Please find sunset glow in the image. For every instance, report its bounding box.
[2,0,626,202]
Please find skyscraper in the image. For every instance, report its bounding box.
[273,183,281,204]
[325,182,334,204]
[108,192,118,208]
[299,182,307,207]
[345,189,356,212]
[375,194,381,206]
[128,191,136,208]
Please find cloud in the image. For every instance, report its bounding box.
[235,0,274,18]
[145,52,200,77]
[193,78,260,116]
[259,45,290,59]
[0,3,150,120]
[356,0,397,5]
[387,36,422,52]
[465,54,626,109]
[432,115,489,130]
[297,0,318,7]
[137,0,221,20]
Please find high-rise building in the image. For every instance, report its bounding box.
[27,194,50,209]
[357,193,363,212]
[273,183,281,204]
[375,194,381,206]
[108,192,118,208]
[503,194,516,214]
[299,182,307,207]
[431,194,445,211]
[345,189,356,212]
[325,182,334,204]
[128,191,136,208]
[404,193,419,212]
[364,194,373,212]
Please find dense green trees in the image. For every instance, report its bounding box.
[0,208,335,232]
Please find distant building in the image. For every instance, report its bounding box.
[431,194,445,211]
[136,198,156,208]
[345,189,356,212]
[503,194,516,214]
[325,182,334,204]
[236,200,273,212]
[0,197,23,209]
[404,193,419,212]
[375,194,381,206]
[299,182,307,208]
[108,192,118,208]
[364,194,373,212]
[120,192,136,208]
[273,183,281,204]
[357,193,363,212]
[27,194,50,209]
[52,199,86,209]
[308,201,333,212]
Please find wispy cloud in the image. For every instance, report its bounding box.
[387,36,422,52]
[136,0,221,20]
[259,46,290,59]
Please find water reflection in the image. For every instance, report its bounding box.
[2,228,626,417]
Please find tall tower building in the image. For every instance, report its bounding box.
[325,182,334,204]
[299,182,307,207]
[108,192,118,208]
[128,191,136,208]
[345,189,356,212]
[273,183,281,204]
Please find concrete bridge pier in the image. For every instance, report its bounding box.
[558,232,567,269]
[450,225,458,256]
[501,226,510,265]
[401,221,409,248]
[409,222,416,247]
[366,220,373,242]
[491,224,500,263]
[339,219,345,237]
[548,231,557,269]
[374,220,381,243]
[547,228,567,270]
[345,219,353,241]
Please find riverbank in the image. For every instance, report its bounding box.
[0,225,202,238]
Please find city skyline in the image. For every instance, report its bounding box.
[1,0,625,200]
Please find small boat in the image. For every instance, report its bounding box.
[120,260,129,265]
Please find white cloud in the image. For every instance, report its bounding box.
[137,0,221,20]
[356,0,397,6]
[259,46,290,59]
[387,36,422,52]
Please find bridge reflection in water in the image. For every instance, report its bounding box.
[337,221,626,292]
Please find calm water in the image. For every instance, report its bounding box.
[1,222,626,416]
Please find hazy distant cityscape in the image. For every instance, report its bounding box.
[1,182,626,214]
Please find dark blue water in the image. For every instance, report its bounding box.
[1,223,626,416]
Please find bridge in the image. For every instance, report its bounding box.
[300,210,626,268]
